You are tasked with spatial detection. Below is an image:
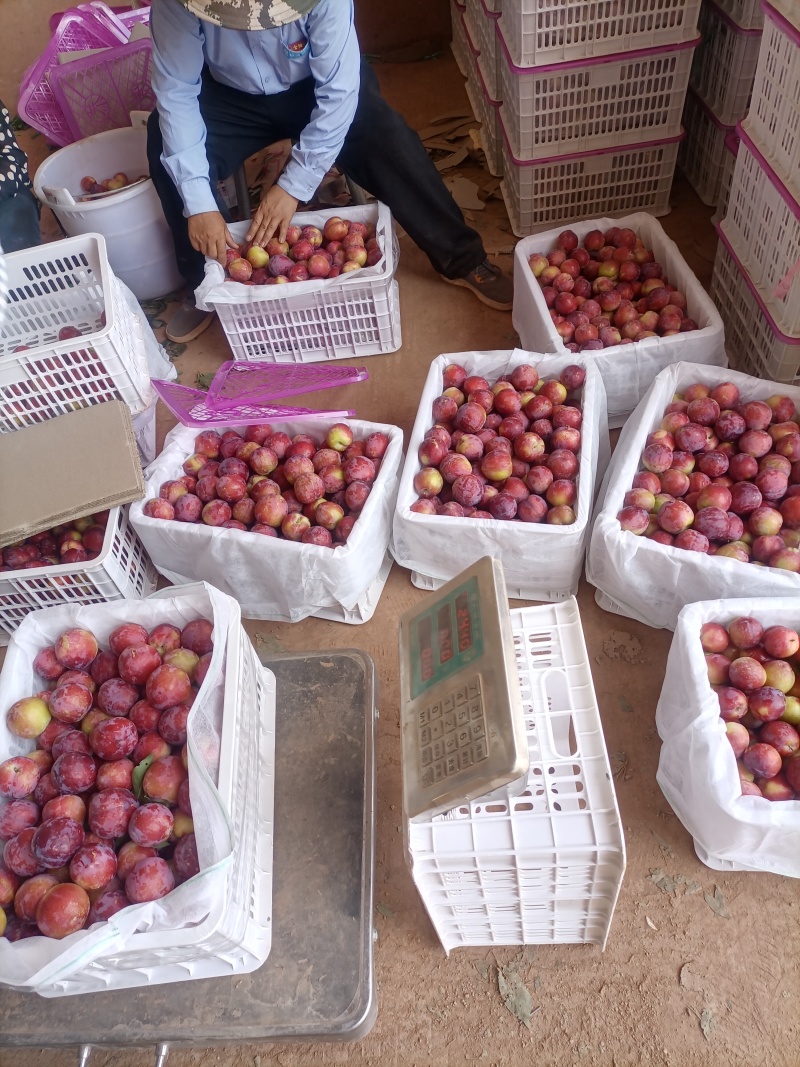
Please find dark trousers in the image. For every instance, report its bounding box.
[147,60,485,290]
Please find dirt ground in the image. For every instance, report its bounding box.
[1,8,800,1067]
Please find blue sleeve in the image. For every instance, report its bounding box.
[150,0,218,216]
[277,0,360,203]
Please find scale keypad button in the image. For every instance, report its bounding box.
[416,675,489,789]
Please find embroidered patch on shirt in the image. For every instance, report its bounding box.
[284,37,309,59]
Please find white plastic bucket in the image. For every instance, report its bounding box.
[33,126,182,300]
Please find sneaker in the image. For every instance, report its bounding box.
[166,300,215,344]
[442,259,513,311]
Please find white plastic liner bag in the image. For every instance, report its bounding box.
[512,213,727,428]
[656,597,800,876]
[0,582,238,992]
[391,349,610,601]
[129,418,403,622]
[586,361,800,630]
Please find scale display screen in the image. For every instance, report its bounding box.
[409,576,484,699]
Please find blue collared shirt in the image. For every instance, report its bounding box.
[150,0,360,216]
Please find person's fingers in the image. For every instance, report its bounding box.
[225,226,238,251]
[277,214,289,243]
[245,209,263,244]
[215,232,228,265]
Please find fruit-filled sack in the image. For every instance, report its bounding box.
[586,362,800,629]
[0,582,239,992]
[656,598,800,877]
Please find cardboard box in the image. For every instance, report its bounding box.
[0,401,144,548]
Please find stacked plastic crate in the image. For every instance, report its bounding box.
[679,0,762,206]
[710,1,800,383]
[452,1,702,236]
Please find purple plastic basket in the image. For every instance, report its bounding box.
[206,361,369,405]
[50,36,155,142]
[151,380,356,429]
[18,2,149,146]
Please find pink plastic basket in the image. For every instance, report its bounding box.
[18,2,150,146]
[151,380,356,429]
[50,37,155,142]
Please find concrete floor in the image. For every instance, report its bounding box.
[2,15,800,1067]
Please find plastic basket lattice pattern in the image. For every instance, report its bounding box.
[451,0,471,76]
[745,2,800,203]
[711,130,740,226]
[500,121,681,235]
[408,598,625,953]
[0,235,150,431]
[678,88,733,206]
[499,30,695,161]
[711,231,800,385]
[0,506,157,644]
[50,37,156,142]
[498,0,702,67]
[712,0,763,29]
[723,131,800,337]
[690,0,762,126]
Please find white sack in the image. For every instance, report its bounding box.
[0,582,238,992]
[656,597,800,876]
[194,202,398,312]
[586,361,800,630]
[391,349,610,601]
[129,418,403,622]
[116,276,176,385]
[512,213,727,428]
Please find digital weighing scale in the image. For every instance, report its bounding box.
[399,556,529,822]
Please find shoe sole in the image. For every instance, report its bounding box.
[441,275,513,312]
[166,311,216,345]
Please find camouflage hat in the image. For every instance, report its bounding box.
[176,0,321,31]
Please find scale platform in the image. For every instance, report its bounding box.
[399,557,529,822]
[0,650,376,1056]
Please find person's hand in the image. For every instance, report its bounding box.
[246,185,298,247]
[188,211,238,265]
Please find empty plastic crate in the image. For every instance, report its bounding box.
[407,597,625,954]
[711,129,740,225]
[200,204,401,363]
[678,87,735,205]
[744,1,800,203]
[497,24,696,161]
[497,0,701,68]
[723,125,800,336]
[451,0,471,76]
[0,505,157,644]
[465,0,501,100]
[499,111,682,235]
[690,0,762,125]
[711,225,800,384]
[0,234,151,431]
[49,36,156,143]
[461,14,503,177]
[712,0,764,29]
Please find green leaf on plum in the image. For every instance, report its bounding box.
[132,754,155,800]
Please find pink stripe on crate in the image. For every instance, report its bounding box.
[724,130,741,156]
[460,11,480,56]
[707,0,764,36]
[736,122,800,221]
[763,1,800,45]
[479,0,500,18]
[474,51,501,106]
[498,107,684,165]
[687,86,735,133]
[716,221,800,344]
[494,17,700,75]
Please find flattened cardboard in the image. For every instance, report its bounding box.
[0,401,144,548]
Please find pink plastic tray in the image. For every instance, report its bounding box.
[206,361,369,405]
[151,380,356,429]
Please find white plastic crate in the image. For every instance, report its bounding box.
[499,112,682,236]
[711,128,740,225]
[451,0,471,76]
[678,87,734,205]
[744,1,800,203]
[711,226,800,384]
[463,42,504,177]
[512,212,726,427]
[497,25,696,161]
[0,505,157,644]
[723,127,800,336]
[497,0,701,67]
[0,234,151,431]
[407,597,625,954]
[711,0,764,29]
[40,620,276,995]
[197,204,401,364]
[690,0,762,125]
[465,0,500,100]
